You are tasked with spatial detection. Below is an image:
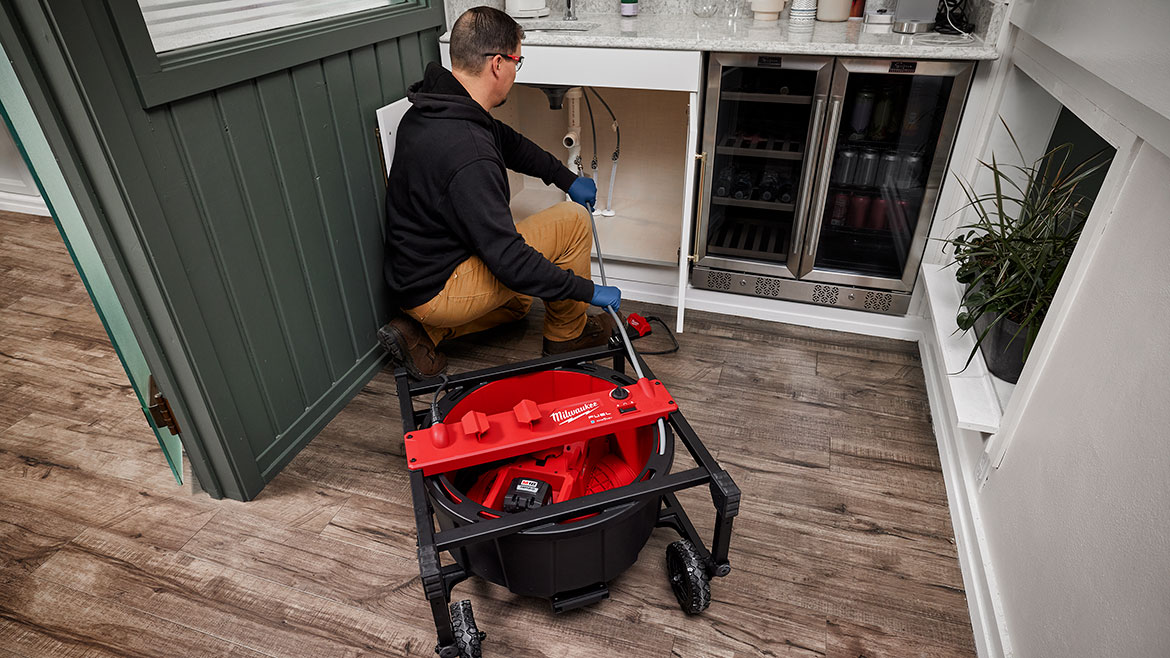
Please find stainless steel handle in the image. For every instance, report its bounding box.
[806,97,844,257]
[689,151,708,264]
[790,97,826,250]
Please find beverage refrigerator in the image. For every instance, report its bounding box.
[690,54,973,314]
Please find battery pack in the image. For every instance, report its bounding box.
[502,477,553,513]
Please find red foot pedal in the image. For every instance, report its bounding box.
[626,313,652,338]
[404,378,677,476]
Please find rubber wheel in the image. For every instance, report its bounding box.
[449,599,485,658]
[666,539,711,614]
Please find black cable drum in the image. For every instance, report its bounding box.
[423,364,675,599]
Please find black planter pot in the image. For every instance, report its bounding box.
[972,312,1028,384]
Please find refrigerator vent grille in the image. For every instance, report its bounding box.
[707,271,732,291]
[754,278,782,298]
[864,291,893,312]
[812,285,840,305]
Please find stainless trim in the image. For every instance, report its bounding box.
[691,265,912,315]
[799,58,975,292]
[801,94,843,271]
[789,96,824,267]
[837,58,973,77]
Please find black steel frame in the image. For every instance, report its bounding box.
[396,343,740,658]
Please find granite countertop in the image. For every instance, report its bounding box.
[441,13,997,61]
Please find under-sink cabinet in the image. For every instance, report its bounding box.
[441,43,704,330]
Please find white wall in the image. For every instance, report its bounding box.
[979,141,1170,656]
[0,121,49,215]
[1010,0,1170,122]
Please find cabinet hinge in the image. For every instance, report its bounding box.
[147,375,181,436]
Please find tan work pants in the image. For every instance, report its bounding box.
[405,201,592,345]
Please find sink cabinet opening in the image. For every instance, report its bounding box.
[494,84,690,267]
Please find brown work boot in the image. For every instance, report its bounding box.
[377,315,447,379]
[542,313,619,356]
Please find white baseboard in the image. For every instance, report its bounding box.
[920,326,1012,658]
[0,190,50,216]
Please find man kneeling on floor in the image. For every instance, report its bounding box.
[378,6,623,378]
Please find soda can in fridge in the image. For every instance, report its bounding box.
[829,191,850,226]
[876,151,898,187]
[854,149,880,187]
[868,197,889,230]
[895,154,925,188]
[847,193,872,228]
[831,149,858,185]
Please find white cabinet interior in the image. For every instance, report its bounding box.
[494,84,691,267]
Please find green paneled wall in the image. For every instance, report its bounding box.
[4,0,443,499]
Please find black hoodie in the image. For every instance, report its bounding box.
[383,62,594,309]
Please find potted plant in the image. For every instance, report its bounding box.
[941,121,1111,383]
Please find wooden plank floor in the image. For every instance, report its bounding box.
[0,209,975,657]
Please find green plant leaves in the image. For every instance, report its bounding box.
[934,117,1113,373]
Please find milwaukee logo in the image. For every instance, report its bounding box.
[551,401,600,425]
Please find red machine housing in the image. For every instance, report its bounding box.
[404,370,676,478]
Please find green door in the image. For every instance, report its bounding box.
[0,0,445,500]
[1,41,185,484]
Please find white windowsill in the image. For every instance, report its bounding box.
[921,263,1011,434]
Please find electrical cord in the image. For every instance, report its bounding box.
[917,0,974,44]
[429,372,450,426]
[634,316,680,355]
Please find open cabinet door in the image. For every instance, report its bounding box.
[0,0,444,500]
[1,35,187,484]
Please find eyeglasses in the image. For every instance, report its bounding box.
[483,52,524,72]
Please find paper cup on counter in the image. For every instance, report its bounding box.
[751,0,786,21]
[788,0,816,24]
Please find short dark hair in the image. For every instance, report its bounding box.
[449,7,524,74]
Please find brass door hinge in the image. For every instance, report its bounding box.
[147,375,181,436]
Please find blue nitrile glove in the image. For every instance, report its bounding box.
[590,284,622,312]
[568,176,597,211]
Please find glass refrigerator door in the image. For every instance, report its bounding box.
[799,59,973,290]
[697,54,832,279]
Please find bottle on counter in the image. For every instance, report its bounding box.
[621,0,639,16]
